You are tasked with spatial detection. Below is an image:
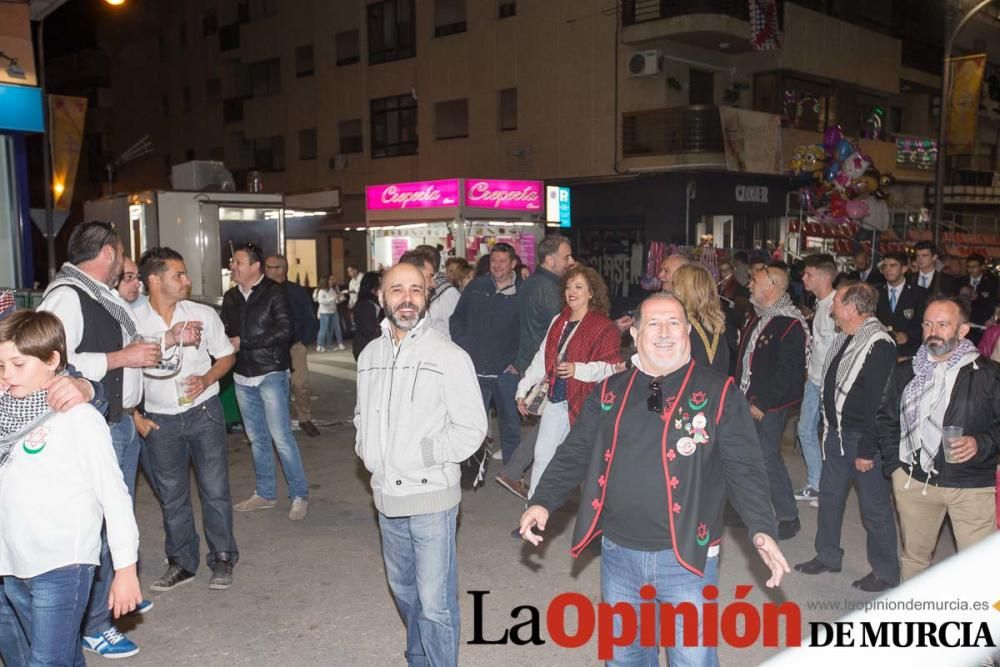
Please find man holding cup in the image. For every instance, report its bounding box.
[133,247,240,592]
[877,295,1000,580]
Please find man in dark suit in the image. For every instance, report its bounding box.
[847,249,885,286]
[876,251,928,358]
[958,254,998,344]
[907,241,957,295]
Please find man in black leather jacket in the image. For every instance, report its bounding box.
[877,295,1000,581]
[221,243,310,521]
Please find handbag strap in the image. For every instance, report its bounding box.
[556,317,583,362]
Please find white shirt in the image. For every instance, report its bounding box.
[133,300,235,415]
[0,405,139,578]
[427,284,460,341]
[807,290,838,385]
[918,270,935,288]
[238,273,264,300]
[38,284,143,409]
[348,274,363,308]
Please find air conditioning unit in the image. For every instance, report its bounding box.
[628,50,662,78]
[170,160,235,191]
[329,154,349,171]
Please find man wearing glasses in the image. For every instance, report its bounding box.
[735,264,809,541]
[520,292,788,666]
[115,257,147,310]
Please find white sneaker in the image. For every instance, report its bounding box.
[316,346,325,352]
[336,344,346,351]
[289,497,309,520]
[491,448,504,461]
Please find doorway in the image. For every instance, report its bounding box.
[285,239,318,287]
[329,237,345,285]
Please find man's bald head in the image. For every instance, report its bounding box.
[381,262,428,341]
[264,255,288,283]
[659,255,690,292]
[749,264,788,308]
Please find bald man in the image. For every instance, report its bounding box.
[355,262,487,666]
[659,254,689,292]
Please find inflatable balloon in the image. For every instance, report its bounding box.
[843,151,872,180]
[835,139,854,162]
[823,125,843,152]
[790,144,827,182]
[845,199,870,221]
[824,162,841,183]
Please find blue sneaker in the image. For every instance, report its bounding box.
[133,599,154,615]
[81,628,140,658]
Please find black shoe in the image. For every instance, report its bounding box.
[852,572,895,593]
[300,421,320,437]
[794,557,841,575]
[150,564,195,592]
[777,518,801,541]
[208,562,233,590]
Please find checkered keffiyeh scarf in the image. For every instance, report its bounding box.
[0,290,14,318]
[47,263,137,339]
[899,339,979,476]
[750,0,781,50]
[739,293,810,393]
[0,388,52,469]
[429,272,456,305]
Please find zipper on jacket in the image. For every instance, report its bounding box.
[411,361,422,401]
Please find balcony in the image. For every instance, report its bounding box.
[623,0,748,25]
[621,0,768,52]
[621,105,725,168]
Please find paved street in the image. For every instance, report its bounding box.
[107,349,958,666]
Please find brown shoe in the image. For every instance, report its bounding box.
[495,474,528,500]
[300,420,320,437]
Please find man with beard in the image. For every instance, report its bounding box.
[354,262,487,666]
[877,295,1000,580]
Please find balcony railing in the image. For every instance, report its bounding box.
[622,105,723,158]
[622,0,750,26]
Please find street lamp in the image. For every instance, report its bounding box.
[932,0,994,247]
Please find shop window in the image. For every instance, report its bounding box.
[435,99,468,140]
[499,88,517,131]
[339,119,363,154]
[203,9,218,36]
[371,94,417,158]
[689,69,714,106]
[296,44,314,78]
[182,86,192,113]
[299,128,318,161]
[249,58,281,98]
[252,135,285,171]
[206,78,221,102]
[249,0,277,20]
[498,1,516,18]
[336,30,360,66]
[434,0,466,38]
[368,0,415,65]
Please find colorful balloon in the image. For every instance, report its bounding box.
[835,139,854,162]
[823,125,843,152]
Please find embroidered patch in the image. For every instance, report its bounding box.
[600,391,617,412]
[691,413,709,445]
[696,522,710,546]
[22,427,48,455]
[674,418,684,430]
[688,391,708,411]
[676,437,697,457]
[903,308,914,320]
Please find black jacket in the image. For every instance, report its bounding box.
[221,276,293,377]
[450,274,522,375]
[734,314,806,412]
[877,355,1000,488]
[352,298,382,361]
[959,273,999,326]
[875,282,927,358]
[847,267,886,287]
[283,281,320,346]
[907,270,957,296]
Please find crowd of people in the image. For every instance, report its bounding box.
[0,221,998,665]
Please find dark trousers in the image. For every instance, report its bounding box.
[478,372,521,463]
[755,408,798,523]
[815,430,900,584]
[145,397,239,573]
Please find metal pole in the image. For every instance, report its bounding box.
[933,0,994,248]
[38,18,57,283]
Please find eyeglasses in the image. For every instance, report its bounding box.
[647,378,663,413]
[119,272,139,283]
[752,267,776,290]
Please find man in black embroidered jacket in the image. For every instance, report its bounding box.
[520,293,788,666]
[735,264,808,540]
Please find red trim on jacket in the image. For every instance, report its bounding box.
[660,361,699,575]
[716,377,733,425]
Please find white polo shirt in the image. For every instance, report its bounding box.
[133,300,235,415]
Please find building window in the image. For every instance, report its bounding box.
[182,86,192,113]
[252,135,285,171]
[223,98,244,124]
[219,24,240,51]
[206,78,222,102]
[203,9,218,36]
[185,148,195,161]
[179,23,188,48]
[370,94,417,158]
[248,0,277,20]
[498,1,516,18]
[339,119,363,154]
[368,0,415,65]
[210,146,225,162]
[161,95,170,119]
[435,99,468,139]
[689,69,714,106]
[499,88,517,131]
[434,0,466,37]
[295,44,314,77]
[249,58,281,98]
[755,71,831,133]
[335,30,360,66]
[299,128,317,160]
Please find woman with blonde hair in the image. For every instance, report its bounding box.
[672,263,732,375]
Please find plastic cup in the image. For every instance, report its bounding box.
[175,376,194,407]
[942,426,963,464]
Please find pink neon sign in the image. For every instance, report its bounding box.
[464,179,543,211]
[366,179,460,210]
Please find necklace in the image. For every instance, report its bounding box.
[691,320,720,364]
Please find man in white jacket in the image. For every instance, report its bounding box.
[354,261,487,666]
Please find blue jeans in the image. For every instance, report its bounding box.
[378,505,460,667]
[83,415,139,637]
[0,579,29,667]
[234,371,309,500]
[6,565,94,667]
[796,382,823,490]
[145,398,239,573]
[479,371,521,463]
[601,537,719,667]
[317,313,343,347]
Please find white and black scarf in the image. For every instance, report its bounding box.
[47,263,137,339]
[0,389,53,469]
[819,317,894,456]
[739,292,810,394]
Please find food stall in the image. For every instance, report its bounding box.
[364,178,547,269]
